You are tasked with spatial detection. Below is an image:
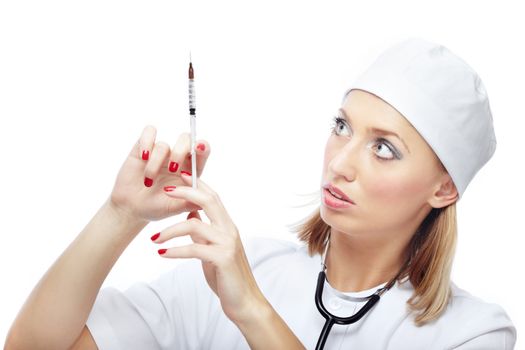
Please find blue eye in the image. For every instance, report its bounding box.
[330,116,401,161]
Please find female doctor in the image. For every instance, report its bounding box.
[5,37,516,349]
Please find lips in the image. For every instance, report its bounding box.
[323,183,355,204]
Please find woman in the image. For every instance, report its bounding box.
[5,38,516,349]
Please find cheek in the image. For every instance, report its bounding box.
[323,136,434,204]
[364,171,430,204]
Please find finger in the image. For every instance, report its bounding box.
[158,243,218,262]
[166,195,203,214]
[194,139,211,178]
[187,211,206,243]
[152,218,217,244]
[132,125,157,160]
[179,170,219,196]
[168,132,191,174]
[165,174,232,227]
[163,187,203,213]
[187,210,202,221]
[143,141,171,187]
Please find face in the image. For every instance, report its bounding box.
[320,89,454,241]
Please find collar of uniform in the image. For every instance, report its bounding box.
[324,277,388,302]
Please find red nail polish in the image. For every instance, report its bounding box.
[197,143,205,152]
[164,186,176,192]
[158,249,167,255]
[151,232,160,241]
[181,171,191,176]
[144,177,153,187]
[142,150,149,160]
[169,161,179,172]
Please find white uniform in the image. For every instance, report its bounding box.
[86,237,516,349]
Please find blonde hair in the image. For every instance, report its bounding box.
[287,195,457,326]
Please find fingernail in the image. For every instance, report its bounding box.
[164,186,176,192]
[142,150,149,160]
[169,161,179,173]
[181,171,191,176]
[150,232,160,241]
[158,249,167,255]
[144,177,153,187]
[197,143,205,152]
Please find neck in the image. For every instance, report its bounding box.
[324,227,412,292]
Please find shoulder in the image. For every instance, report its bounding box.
[436,282,516,348]
[448,282,514,328]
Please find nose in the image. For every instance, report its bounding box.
[328,139,360,182]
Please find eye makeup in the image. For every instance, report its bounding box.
[330,115,403,161]
[337,108,410,154]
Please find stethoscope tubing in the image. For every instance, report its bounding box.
[314,270,381,350]
[314,235,398,350]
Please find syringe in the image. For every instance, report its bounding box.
[188,51,197,189]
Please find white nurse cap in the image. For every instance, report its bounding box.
[342,37,496,199]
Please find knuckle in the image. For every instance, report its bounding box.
[230,224,240,236]
[165,200,173,216]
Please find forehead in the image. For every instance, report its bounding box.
[342,89,412,130]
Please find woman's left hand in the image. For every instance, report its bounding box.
[151,172,265,324]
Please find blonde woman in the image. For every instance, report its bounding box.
[6,38,516,349]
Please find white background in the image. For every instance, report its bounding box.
[1,0,523,347]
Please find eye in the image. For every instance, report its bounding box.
[331,116,402,161]
[372,139,401,161]
[330,116,351,137]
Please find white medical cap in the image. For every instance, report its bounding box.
[342,37,496,199]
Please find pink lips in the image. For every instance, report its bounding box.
[323,183,355,204]
[323,189,354,209]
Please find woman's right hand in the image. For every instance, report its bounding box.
[107,125,211,224]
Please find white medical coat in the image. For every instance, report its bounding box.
[86,237,516,349]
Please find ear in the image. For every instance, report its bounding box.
[428,173,458,209]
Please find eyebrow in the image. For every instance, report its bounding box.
[338,108,411,153]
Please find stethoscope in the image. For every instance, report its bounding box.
[314,236,401,350]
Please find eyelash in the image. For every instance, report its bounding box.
[330,116,401,161]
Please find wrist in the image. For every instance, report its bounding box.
[236,300,275,333]
[235,296,305,349]
[235,295,274,332]
[101,199,149,235]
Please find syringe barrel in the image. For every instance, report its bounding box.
[189,79,196,112]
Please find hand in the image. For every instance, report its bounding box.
[108,125,211,223]
[151,172,266,324]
